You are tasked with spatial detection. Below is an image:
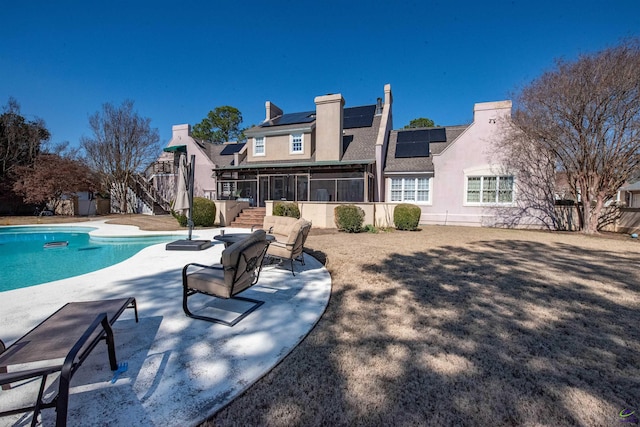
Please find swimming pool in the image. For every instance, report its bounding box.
[0,226,177,292]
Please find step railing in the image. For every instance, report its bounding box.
[131,174,172,214]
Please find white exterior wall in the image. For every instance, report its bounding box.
[427,101,513,226]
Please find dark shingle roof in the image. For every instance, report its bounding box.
[230,103,381,168]
[206,142,245,167]
[342,114,381,161]
[384,125,469,173]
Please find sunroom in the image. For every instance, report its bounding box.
[214,160,376,207]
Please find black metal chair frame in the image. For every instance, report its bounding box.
[0,298,138,427]
[182,239,270,326]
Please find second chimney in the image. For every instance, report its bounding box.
[314,93,344,161]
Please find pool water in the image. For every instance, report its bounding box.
[0,226,175,292]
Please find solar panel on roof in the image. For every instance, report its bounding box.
[220,143,245,155]
[395,141,429,158]
[429,128,446,142]
[397,129,429,143]
[261,111,316,127]
[343,105,376,129]
[397,128,447,144]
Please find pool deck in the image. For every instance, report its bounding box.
[0,220,331,426]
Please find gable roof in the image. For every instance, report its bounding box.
[384,125,469,173]
[229,103,381,170]
[204,141,245,167]
[621,180,640,192]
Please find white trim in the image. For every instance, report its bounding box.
[387,176,432,205]
[463,164,505,176]
[463,174,515,206]
[253,136,266,157]
[385,171,434,176]
[290,133,304,155]
[246,124,315,138]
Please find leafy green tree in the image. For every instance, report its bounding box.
[404,117,436,129]
[192,106,245,143]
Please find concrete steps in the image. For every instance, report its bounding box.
[229,207,266,229]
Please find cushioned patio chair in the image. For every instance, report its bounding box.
[265,219,311,276]
[182,229,270,326]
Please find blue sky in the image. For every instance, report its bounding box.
[1,1,638,149]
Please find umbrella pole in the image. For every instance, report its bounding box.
[187,154,195,240]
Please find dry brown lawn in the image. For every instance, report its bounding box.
[3,216,639,425]
[0,214,191,231]
[206,226,640,426]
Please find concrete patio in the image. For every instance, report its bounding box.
[0,221,331,426]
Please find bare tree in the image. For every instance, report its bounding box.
[503,39,640,234]
[81,100,160,213]
[493,126,562,230]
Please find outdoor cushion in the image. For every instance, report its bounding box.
[182,229,270,326]
[262,217,311,276]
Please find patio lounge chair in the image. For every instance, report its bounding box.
[182,229,270,326]
[261,216,312,276]
[0,298,138,427]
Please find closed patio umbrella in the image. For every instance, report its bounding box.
[173,153,190,216]
[165,152,209,250]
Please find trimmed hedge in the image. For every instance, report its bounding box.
[334,204,365,233]
[394,203,421,231]
[172,197,217,227]
[273,202,300,218]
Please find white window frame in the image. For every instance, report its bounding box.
[253,136,265,156]
[389,177,432,204]
[290,133,303,154]
[464,175,514,205]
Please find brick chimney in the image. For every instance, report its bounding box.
[314,93,344,161]
[265,101,283,122]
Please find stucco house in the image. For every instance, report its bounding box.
[148,85,523,227]
[384,101,515,226]
[619,180,640,208]
[211,84,393,207]
[146,124,245,208]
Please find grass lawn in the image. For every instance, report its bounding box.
[206,225,640,426]
[3,215,638,425]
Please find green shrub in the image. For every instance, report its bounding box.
[171,209,188,227]
[394,203,421,231]
[273,202,300,218]
[192,197,216,226]
[334,204,365,233]
[172,197,217,227]
[363,224,379,234]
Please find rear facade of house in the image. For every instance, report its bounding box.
[150,85,524,227]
